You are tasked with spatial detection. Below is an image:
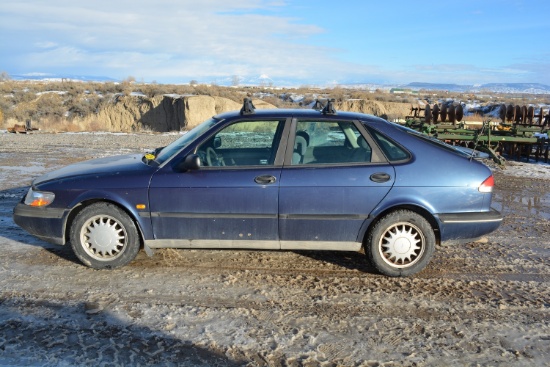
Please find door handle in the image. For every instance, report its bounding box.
[254,175,277,185]
[370,172,391,183]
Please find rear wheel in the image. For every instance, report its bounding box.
[70,202,140,269]
[366,210,435,277]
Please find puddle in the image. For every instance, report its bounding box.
[492,191,550,220]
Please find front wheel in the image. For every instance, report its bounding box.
[69,202,140,269]
[366,210,435,277]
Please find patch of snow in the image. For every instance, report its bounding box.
[36,91,67,96]
[497,160,550,180]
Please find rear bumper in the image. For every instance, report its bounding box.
[436,208,503,242]
[13,203,68,245]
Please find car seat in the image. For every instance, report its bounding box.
[292,135,308,164]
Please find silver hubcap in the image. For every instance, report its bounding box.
[80,215,127,261]
[379,222,425,268]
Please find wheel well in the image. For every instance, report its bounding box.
[64,199,144,246]
[364,205,441,246]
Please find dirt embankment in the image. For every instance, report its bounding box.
[336,100,416,120]
[78,95,276,132]
[74,95,415,133]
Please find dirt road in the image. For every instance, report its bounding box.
[0,132,548,366]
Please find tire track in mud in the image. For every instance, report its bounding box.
[4,246,548,318]
[1,133,549,366]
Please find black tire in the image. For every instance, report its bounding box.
[366,210,435,277]
[69,202,140,269]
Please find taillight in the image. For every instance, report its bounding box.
[479,175,494,193]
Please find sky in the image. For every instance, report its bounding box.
[1,0,549,86]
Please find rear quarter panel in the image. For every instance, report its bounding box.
[368,121,494,215]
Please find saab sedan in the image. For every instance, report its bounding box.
[14,99,502,277]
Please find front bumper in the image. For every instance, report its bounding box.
[13,203,69,245]
[436,208,503,242]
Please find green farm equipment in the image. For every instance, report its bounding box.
[401,103,550,165]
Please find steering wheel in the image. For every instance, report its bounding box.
[206,147,225,166]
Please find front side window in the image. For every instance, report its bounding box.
[197,120,284,167]
[155,117,219,164]
[291,120,372,165]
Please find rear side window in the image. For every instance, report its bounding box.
[291,120,372,165]
[368,128,410,162]
[404,129,471,157]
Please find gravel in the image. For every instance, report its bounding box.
[0,131,548,366]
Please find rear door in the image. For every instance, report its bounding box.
[278,119,395,248]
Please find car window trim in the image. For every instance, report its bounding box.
[283,118,389,167]
[157,118,224,169]
[352,120,386,163]
[364,124,412,164]
[190,117,291,170]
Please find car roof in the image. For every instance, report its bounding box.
[214,107,387,124]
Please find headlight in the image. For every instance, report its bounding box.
[24,188,55,207]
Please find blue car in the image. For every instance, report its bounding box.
[13,99,502,277]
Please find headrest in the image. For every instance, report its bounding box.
[294,135,307,155]
[357,136,369,149]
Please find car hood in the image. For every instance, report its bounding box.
[33,153,150,185]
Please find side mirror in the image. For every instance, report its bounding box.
[153,146,165,156]
[213,136,222,149]
[177,154,201,172]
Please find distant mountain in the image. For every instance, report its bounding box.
[406,82,550,94]
[10,73,118,83]
[407,82,469,92]
[476,83,550,94]
[7,73,550,94]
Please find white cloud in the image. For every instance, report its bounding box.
[34,41,58,49]
[1,0,549,85]
[1,0,351,83]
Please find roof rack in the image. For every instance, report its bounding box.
[312,99,325,111]
[321,98,337,115]
[240,98,256,115]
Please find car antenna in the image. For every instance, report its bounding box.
[312,99,325,111]
[322,98,337,115]
[240,97,256,115]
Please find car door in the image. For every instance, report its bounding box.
[147,118,287,249]
[278,119,395,249]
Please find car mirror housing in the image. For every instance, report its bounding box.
[177,154,201,172]
[213,136,222,149]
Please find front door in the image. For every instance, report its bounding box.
[148,119,286,249]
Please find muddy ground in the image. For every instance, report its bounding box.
[0,132,548,366]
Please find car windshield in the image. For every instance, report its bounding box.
[153,118,220,164]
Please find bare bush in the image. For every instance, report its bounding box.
[36,116,70,132]
[2,80,548,133]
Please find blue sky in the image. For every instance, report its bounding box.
[1,0,549,86]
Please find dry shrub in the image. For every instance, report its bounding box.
[3,80,548,133]
[3,117,19,130]
[461,113,484,122]
[87,120,104,132]
[37,117,84,132]
[68,117,115,132]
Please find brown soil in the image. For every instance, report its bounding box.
[0,132,548,366]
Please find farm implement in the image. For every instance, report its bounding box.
[401,103,550,165]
